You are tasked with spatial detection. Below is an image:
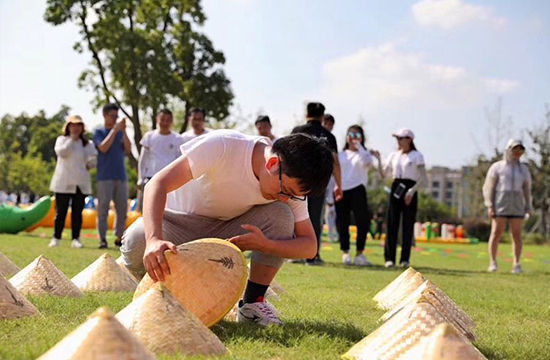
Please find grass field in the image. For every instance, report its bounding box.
[1,228,550,360]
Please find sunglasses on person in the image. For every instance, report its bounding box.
[348,132,362,139]
[277,157,307,202]
[396,136,411,140]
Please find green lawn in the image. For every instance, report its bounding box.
[1,228,550,360]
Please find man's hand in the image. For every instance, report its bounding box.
[334,185,343,202]
[143,237,178,282]
[114,118,126,132]
[404,192,413,206]
[488,207,495,219]
[229,224,271,252]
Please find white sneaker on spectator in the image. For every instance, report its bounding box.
[48,238,60,248]
[400,261,410,268]
[488,262,498,272]
[342,253,352,265]
[384,261,394,268]
[354,254,372,266]
[71,239,83,248]
[512,264,522,274]
[237,300,282,326]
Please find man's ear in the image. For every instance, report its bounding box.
[265,155,279,174]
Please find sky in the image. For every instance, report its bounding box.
[1,0,549,167]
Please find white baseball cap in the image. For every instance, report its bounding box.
[392,128,415,140]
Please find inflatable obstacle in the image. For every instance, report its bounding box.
[0,196,51,234]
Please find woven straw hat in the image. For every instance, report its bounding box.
[37,307,156,360]
[0,251,19,277]
[381,280,476,340]
[373,267,418,304]
[134,238,247,327]
[72,253,137,292]
[343,302,460,360]
[9,255,83,297]
[0,274,39,319]
[403,323,487,360]
[376,271,426,310]
[115,255,139,283]
[270,279,285,294]
[117,284,226,356]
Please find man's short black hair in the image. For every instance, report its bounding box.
[189,107,206,118]
[272,134,333,197]
[306,102,325,120]
[102,103,119,115]
[255,115,271,126]
[323,114,335,124]
[158,108,173,117]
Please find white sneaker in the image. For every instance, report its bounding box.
[48,238,60,247]
[342,253,352,265]
[71,239,83,248]
[237,300,282,326]
[384,261,395,268]
[400,261,410,268]
[488,262,498,272]
[512,264,522,274]
[354,254,372,266]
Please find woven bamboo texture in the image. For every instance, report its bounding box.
[37,307,156,360]
[376,272,426,310]
[402,323,487,360]
[134,238,247,327]
[117,284,226,356]
[9,255,83,297]
[373,268,418,305]
[116,255,139,282]
[72,253,137,292]
[343,302,466,360]
[0,251,19,277]
[381,280,476,340]
[0,274,39,319]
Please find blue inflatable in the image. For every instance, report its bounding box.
[84,196,95,209]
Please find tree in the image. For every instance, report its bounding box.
[6,153,54,195]
[44,0,234,161]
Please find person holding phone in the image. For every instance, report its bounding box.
[374,128,427,268]
[482,139,531,274]
[336,125,380,266]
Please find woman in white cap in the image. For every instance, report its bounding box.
[375,128,427,268]
[483,139,531,274]
[49,115,97,248]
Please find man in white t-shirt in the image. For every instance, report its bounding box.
[137,109,185,211]
[121,130,334,326]
[180,107,211,144]
[255,115,277,143]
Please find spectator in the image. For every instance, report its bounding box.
[322,114,337,243]
[482,139,532,274]
[49,115,97,248]
[93,103,131,249]
[255,115,277,142]
[181,107,210,144]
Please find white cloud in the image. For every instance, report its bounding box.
[412,0,506,29]
[317,43,518,112]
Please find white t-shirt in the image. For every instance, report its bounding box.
[180,128,211,144]
[383,150,425,181]
[139,130,185,178]
[166,130,309,222]
[338,147,373,191]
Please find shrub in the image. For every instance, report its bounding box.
[464,218,491,242]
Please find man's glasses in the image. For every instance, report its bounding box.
[348,132,362,139]
[278,157,307,201]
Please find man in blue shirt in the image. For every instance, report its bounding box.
[93,103,131,248]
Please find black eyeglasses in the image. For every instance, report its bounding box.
[278,157,307,201]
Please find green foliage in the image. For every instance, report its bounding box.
[417,192,456,223]
[44,0,234,151]
[6,153,54,195]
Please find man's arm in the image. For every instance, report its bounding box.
[229,219,317,259]
[332,153,343,201]
[123,130,131,154]
[142,155,194,282]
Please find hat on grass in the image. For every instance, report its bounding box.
[115,255,139,283]
[0,274,39,320]
[72,253,137,292]
[117,284,226,356]
[134,238,247,327]
[373,267,425,309]
[0,251,19,277]
[9,255,83,297]
[392,128,415,139]
[37,307,156,360]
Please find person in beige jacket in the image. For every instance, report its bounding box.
[49,115,97,248]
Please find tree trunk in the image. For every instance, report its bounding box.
[127,105,141,170]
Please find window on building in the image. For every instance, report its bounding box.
[445,191,453,199]
[446,182,453,189]
[445,201,452,207]
[432,191,439,198]
[432,181,440,188]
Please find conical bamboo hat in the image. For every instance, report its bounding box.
[373,267,418,304]
[9,255,83,297]
[270,279,285,294]
[0,251,19,277]
[72,253,137,292]
[0,274,39,319]
[402,323,487,360]
[134,238,247,327]
[37,307,156,360]
[342,302,459,360]
[117,284,226,356]
[381,280,476,340]
[115,255,139,283]
[376,271,426,310]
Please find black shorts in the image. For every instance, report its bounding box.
[496,215,524,219]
